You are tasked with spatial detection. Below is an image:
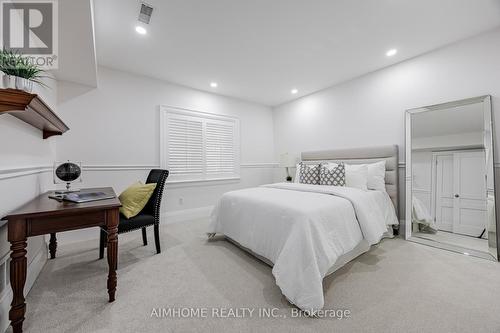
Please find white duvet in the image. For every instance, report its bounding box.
[208,182,399,312]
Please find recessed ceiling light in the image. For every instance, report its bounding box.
[291,89,298,94]
[386,49,397,57]
[210,82,218,88]
[135,26,147,35]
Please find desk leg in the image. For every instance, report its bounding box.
[49,233,57,259]
[106,209,119,302]
[9,238,27,333]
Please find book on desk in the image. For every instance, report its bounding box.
[49,191,116,203]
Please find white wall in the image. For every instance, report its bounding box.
[55,66,276,244]
[0,79,57,332]
[273,28,500,222]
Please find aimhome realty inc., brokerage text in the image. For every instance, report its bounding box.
[150,307,352,319]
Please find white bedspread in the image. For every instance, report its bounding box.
[412,196,437,232]
[208,183,398,312]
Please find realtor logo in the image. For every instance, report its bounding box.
[1,0,58,68]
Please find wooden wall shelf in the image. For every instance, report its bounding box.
[0,88,69,139]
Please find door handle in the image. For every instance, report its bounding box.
[454,194,460,198]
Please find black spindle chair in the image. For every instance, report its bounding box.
[99,169,169,258]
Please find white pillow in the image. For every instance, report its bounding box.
[324,162,368,190]
[322,162,338,170]
[344,164,369,190]
[294,163,300,183]
[302,161,386,190]
[366,161,386,191]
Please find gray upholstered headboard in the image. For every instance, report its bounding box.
[301,145,399,217]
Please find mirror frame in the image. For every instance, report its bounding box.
[405,95,498,261]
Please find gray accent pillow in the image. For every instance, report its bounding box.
[299,163,320,185]
[320,163,345,186]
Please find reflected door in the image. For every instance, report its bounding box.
[454,151,486,237]
[434,151,486,236]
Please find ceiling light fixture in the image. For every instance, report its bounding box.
[135,26,147,35]
[291,89,298,94]
[210,82,218,88]
[386,48,397,57]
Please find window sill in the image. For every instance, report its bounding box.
[166,177,241,188]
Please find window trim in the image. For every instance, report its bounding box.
[160,105,240,183]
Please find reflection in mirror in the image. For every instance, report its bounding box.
[406,96,497,261]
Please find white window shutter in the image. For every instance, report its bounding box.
[205,121,235,175]
[161,106,240,182]
[167,116,204,177]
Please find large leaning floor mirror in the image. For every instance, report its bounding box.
[406,96,498,261]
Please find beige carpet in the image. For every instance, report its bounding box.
[10,219,500,333]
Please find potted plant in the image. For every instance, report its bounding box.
[0,49,47,93]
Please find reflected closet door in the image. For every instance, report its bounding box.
[454,151,487,237]
[434,151,487,237]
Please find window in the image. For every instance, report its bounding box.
[160,106,240,182]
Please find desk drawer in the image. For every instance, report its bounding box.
[28,211,106,236]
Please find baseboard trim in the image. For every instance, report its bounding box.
[49,207,215,249]
[0,287,11,333]
[25,244,47,294]
[163,206,213,224]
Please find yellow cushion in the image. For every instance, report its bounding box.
[118,181,157,219]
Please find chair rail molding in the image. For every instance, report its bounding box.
[0,165,52,180]
[398,161,500,168]
[5,161,500,180]
[413,188,431,193]
[83,163,279,171]
[83,165,160,171]
[240,162,279,168]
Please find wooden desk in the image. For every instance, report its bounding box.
[1,187,121,333]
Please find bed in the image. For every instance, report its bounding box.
[207,145,399,313]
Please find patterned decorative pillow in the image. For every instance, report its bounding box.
[320,163,345,186]
[299,163,320,185]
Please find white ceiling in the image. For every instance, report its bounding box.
[94,0,500,106]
